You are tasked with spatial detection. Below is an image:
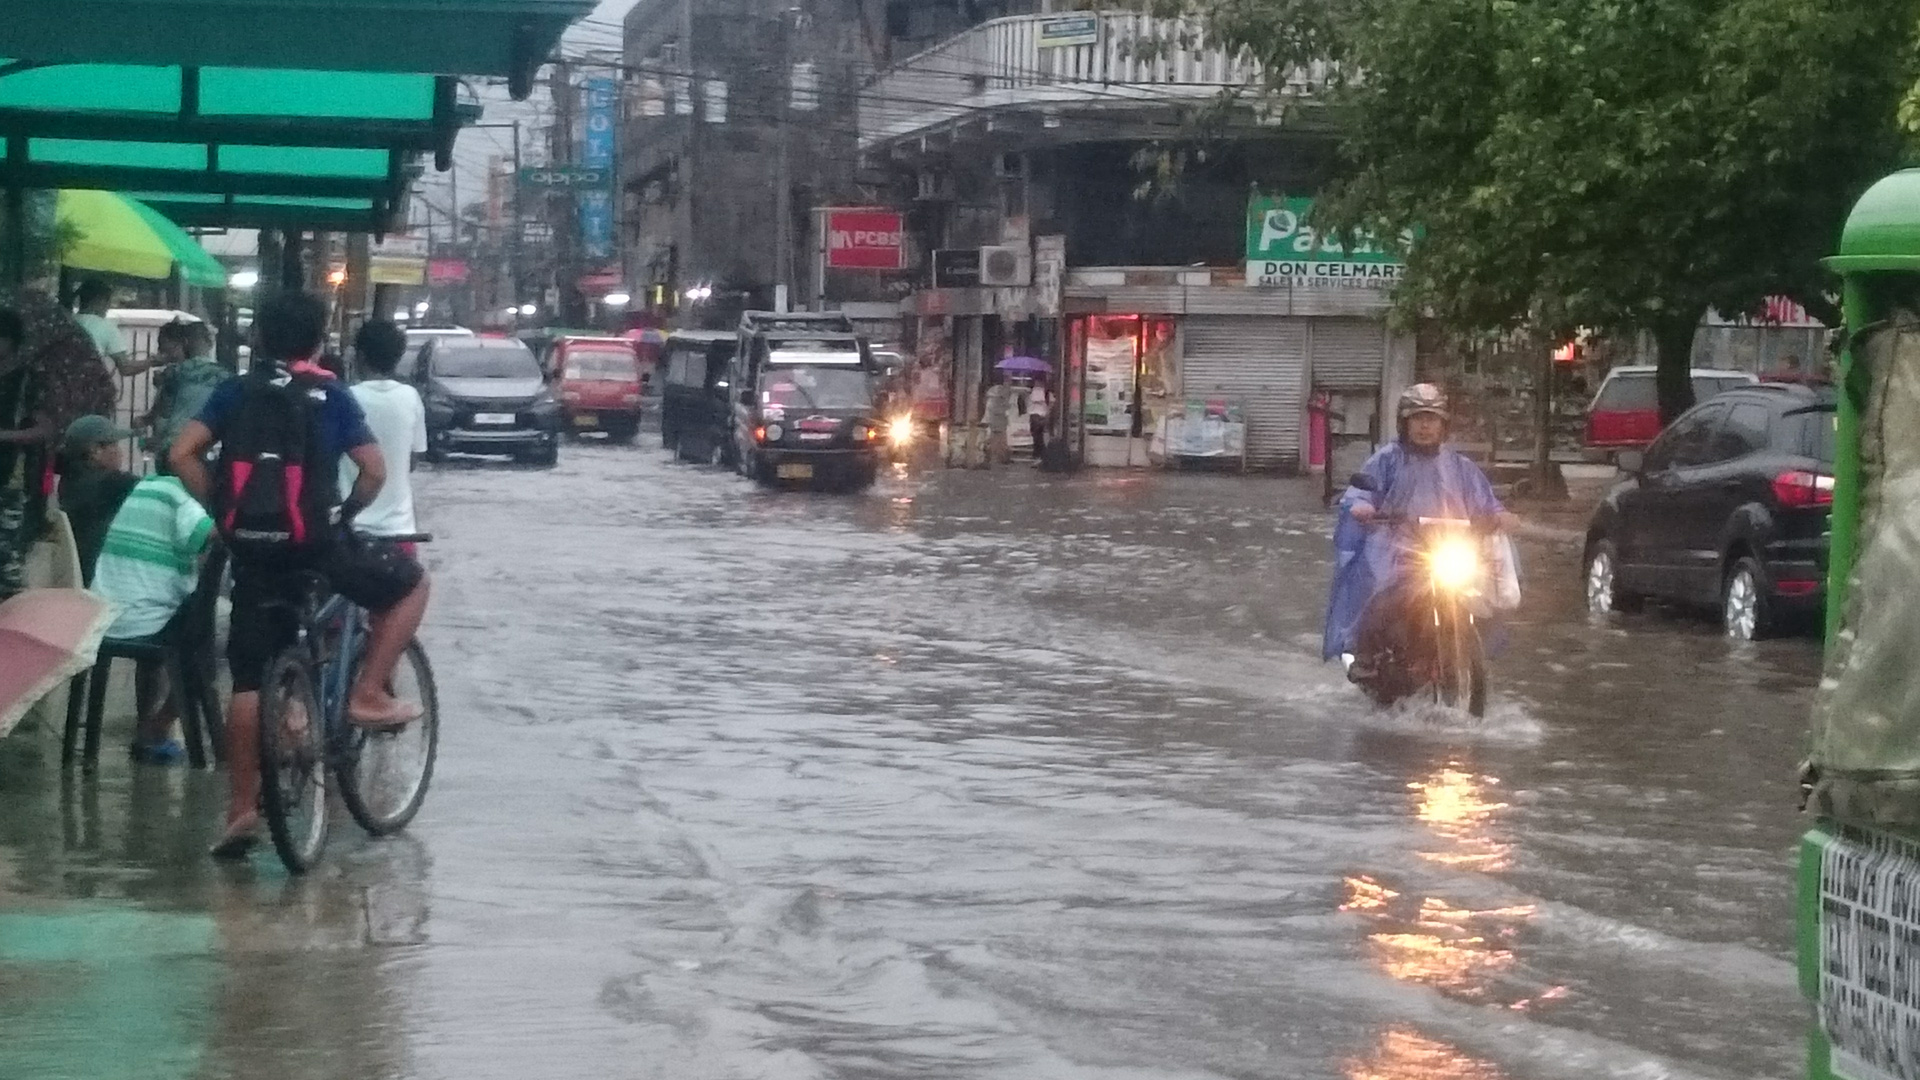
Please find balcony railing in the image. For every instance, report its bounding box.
[859,12,1296,148]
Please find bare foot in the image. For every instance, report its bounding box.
[209,813,262,860]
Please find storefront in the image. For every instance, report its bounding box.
[1060,277,1410,471]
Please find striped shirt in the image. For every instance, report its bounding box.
[92,476,213,639]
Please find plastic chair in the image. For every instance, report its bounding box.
[62,633,224,770]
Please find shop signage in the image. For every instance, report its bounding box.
[1033,235,1066,317]
[823,208,905,270]
[579,76,617,261]
[1037,15,1099,48]
[428,258,469,285]
[1245,195,1406,290]
[932,247,981,287]
[518,165,612,189]
[369,256,426,286]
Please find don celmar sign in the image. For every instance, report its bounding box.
[1245,196,1406,290]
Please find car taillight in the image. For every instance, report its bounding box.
[1772,470,1834,508]
[754,425,768,443]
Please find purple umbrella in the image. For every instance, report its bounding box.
[996,355,1051,374]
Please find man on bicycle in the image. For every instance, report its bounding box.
[170,292,429,858]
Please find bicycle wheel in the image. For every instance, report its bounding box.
[258,647,329,873]
[339,639,440,836]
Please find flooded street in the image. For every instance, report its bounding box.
[0,442,1819,1080]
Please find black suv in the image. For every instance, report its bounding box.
[413,336,563,466]
[1582,384,1834,639]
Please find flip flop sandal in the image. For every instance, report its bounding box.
[209,820,261,860]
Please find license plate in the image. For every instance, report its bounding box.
[474,412,515,425]
[799,432,832,442]
[572,414,598,427]
[777,463,814,480]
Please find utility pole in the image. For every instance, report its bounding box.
[772,10,792,312]
[551,61,581,325]
[510,119,523,313]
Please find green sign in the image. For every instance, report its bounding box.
[518,165,612,189]
[1245,195,1405,289]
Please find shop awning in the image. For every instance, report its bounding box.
[0,0,592,99]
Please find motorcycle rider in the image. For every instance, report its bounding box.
[1324,383,1516,674]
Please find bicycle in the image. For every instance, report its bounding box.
[256,532,439,874]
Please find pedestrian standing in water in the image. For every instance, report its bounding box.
[1027,378,1050,460]
[984,372,1012,467]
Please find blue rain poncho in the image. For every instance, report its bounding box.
[1322,441,1506,660]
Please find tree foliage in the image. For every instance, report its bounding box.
[1163,0,1917,420]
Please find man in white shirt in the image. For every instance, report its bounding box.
[341,319,429,540]
[73,279,154,378]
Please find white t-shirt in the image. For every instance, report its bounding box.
[340,379,427,536]
[76,313,128,367]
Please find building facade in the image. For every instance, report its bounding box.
[856,9,1417,473]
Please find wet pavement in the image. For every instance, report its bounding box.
[0,441,1820,1080]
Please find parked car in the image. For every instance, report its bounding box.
[660,330,737,464]
[552,335,645,443]
[400,326,474,379]
[1582,383,1835,639]
[1584,366,1758,459]
[412,335,562,466]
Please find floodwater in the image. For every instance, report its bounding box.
[0,441,1820,1080]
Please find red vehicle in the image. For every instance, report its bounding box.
[1583,365,1757,460]
[553,335,646,443]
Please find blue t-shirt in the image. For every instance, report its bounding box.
[195,367,375,476]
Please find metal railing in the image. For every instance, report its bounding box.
[859,12,1307,148]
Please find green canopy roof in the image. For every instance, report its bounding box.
[0,0,591,98]
[0,0,592,234]
[1829,170,1920,276]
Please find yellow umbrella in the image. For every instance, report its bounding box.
[55,189,228,287]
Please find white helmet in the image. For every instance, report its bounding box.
[1397,383,1449,422]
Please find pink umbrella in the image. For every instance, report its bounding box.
[0,589,113,738]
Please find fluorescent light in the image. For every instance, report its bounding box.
[228,270,259,290]
[604,291,632,307]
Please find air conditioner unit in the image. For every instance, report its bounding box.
[915,170,954,201]
[993,152,1026,180]
[978,245,1031,287]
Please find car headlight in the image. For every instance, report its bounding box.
[762,423,784,443]
[1428,536,1482,592]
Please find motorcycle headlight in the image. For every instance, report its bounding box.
[888,415,915,445]
[1428,536,1482,592]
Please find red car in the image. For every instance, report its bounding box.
[554,335,646,443]
[1584,366,1757,460]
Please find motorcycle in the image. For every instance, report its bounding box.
[1345,476,1501,717]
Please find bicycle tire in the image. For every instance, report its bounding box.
[339,639,440,836]
[259,647,329,873]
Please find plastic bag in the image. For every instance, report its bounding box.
[1488,533,1522,611]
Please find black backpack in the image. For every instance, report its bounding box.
[212,368,338,563]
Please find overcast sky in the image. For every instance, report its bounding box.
[414,0,639,230]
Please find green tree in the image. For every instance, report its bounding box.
[1167,0,1916,421]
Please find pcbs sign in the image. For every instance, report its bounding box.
[823,208,904,270]
[1245,195,1406,290]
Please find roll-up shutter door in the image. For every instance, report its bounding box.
[1180,316,1307,469]
[1309,318,1387,389]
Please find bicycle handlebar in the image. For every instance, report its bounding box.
[352,531,434,544]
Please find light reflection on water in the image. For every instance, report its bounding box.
[1343,1028,1510,1080]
